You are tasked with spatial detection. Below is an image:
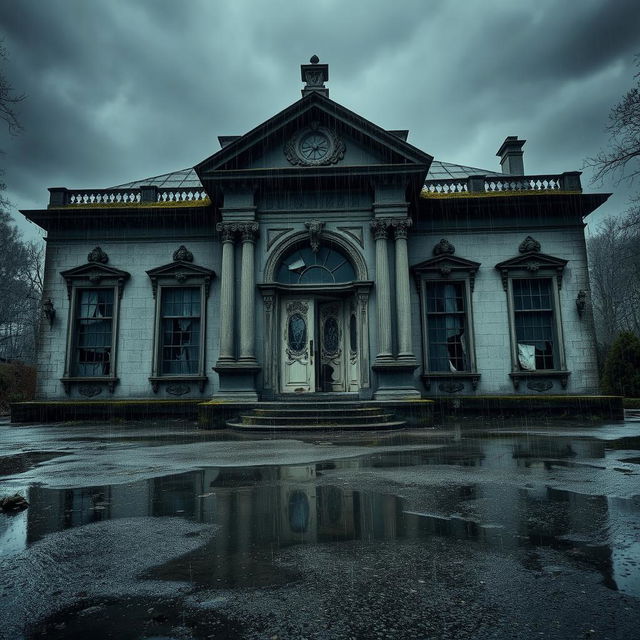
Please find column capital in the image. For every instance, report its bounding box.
[216,222,237,243]
[391,217,412,240]
[370,218,390,240]
[238,222,259,244]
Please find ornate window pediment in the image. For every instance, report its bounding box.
[412,255,481,290]
[61,262,131,299]
[496,237,570,390]
[412,240,481,393]
[146,247,215,393]
[495,252,568,290]
[60,248,131,394]
[146,261,215,298]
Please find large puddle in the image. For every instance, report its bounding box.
[2,431,639,604]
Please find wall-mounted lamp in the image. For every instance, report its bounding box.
[576,290,587,317]
[42,298,56,327]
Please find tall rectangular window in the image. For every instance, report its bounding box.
[160,287,201,374]
[513,278,555,370]
[73,289,114,376]
[425,282,468,372]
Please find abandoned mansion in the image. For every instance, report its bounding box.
[22,57,609,405]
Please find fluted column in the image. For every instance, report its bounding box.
[238,222,259,363]
[392,218,415,360]
[216,223,236,363]
[371,219,392,360]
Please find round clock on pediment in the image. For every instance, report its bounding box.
[284,122,345,166]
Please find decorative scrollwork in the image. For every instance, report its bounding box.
[87,247,108,264]
[167,384,191,396]
[439,382,464,394]
[370,219,389,240]
[78,384,102,398]
[433,238,455,256]
[305,220,324,252]
[527,380,553,392]
[173,245,194,262]
[519,236,541,253]
[576,290,587,316]
[391,218,412,240]
[284,123,345,167]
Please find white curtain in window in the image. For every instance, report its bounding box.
[518,343,536,371]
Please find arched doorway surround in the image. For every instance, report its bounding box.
[259,231,372,397]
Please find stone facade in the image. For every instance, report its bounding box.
[23,58,608,402]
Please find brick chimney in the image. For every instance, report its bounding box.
[496,136,526,175]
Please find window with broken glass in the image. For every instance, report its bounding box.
[72,289,115,376]
[512,278,555,370]
[425,282,469,372]
[276,246,356,285]
[160,287,201,374]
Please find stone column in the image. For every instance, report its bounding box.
[238,222,259,363]
[371,219,392,361]
[393,218,415,360]
[216,222,236,363]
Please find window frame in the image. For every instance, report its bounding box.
[146,252,215,393]
[496,242,570,390]
[412,248,481,393]
[60,256,130,394]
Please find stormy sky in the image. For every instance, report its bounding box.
[1,0,639,243]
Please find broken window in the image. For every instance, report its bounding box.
[160,287,201,375]
[72,288,114,376]
[425,282,469,372]
[512,278,555,370]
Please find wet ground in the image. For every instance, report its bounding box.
[1,417,639,639]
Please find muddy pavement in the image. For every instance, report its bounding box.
[1,419,639,639]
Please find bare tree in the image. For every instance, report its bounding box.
[0,41,24,136]
[587,207,640,360]
[586,56,640,186]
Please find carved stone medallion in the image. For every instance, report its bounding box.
[78,384,102,398]
[167,384,191,396]
[439,382,464,393]
[527,380,553,392]
[284,122,345,166]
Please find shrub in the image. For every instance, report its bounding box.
[0,363,37,414]
[601,331,640,397]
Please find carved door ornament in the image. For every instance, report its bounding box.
[285,301,309,363]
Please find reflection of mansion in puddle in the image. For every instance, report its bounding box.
[23,57,609,403]
[4,439,637,595]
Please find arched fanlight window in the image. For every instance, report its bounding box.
[275,245,356,285]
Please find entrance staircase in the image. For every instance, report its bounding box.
[226,399,407,431]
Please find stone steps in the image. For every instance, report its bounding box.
[227,401,407,431]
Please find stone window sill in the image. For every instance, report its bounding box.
[61,377,119,395]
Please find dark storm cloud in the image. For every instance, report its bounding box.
[1,0,639,240]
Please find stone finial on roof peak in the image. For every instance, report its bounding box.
[301,55,329,98]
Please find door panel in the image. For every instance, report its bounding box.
[281,298,315,393]
[319,300,346,392]
[347,302,359,392]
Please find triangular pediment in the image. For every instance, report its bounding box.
[412,254,481,274]
[495,252,568,271]
[146,261,216,298]
[61,263,131,280]
[61,262,131,300]
[195,92,433,179]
